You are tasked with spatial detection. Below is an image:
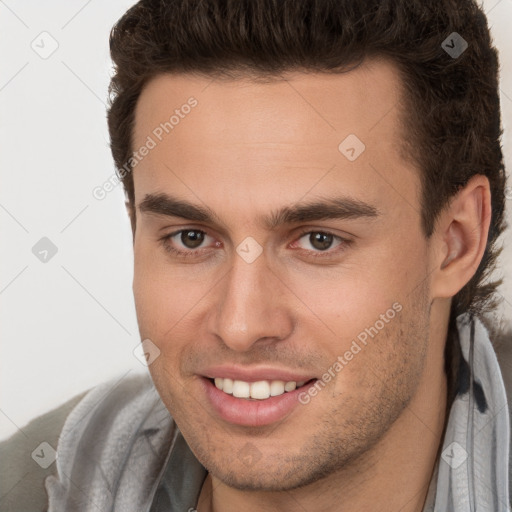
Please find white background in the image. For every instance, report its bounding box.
[1,0,511,440]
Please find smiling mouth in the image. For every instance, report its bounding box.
[208,377,316,400]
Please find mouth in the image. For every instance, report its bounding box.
[200,375,318,426]
[208,377,316,400]
[198,365,320,426]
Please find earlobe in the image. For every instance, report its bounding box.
[430,175,491,299]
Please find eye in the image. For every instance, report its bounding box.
[291,230,347,255]
[177,229,208,249]
[160,229,219,257]
[301,232,338,251]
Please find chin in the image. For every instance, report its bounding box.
[201,448,353,493]
[213,468,310,492]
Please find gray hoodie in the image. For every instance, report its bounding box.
[42,313,511,511]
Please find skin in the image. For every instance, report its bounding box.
[130,59,491,512]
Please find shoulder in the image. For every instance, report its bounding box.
[45,371,174,511]
[0,389,88,512]
[0,371,161,512]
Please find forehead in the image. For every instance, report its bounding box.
[132,59,420,220]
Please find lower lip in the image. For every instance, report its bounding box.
[201,377,315,427]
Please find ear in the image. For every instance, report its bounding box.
[430,175,492,300]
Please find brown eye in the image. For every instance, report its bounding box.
[293,230,345,255]
[181,230,205,248]
[160,229,220,258]
[309,232,334,251]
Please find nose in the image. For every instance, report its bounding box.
[207,248,295,352]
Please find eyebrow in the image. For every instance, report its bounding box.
[138,192,380,229]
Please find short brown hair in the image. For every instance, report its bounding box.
[107,0,507,322]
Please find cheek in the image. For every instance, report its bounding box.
[132,240,207,335]
[283,233,430,363]
[347,230,430,312]
[281,267,402,344]
[322,292,429,422]
[133,250,183,349]
[132,252,201,402]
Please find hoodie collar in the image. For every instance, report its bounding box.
[422,313,511,511]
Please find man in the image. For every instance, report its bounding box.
[1,0,511,510]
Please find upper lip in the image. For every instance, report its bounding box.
[200,365,317,383]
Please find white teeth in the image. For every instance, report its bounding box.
[223,378,234,394]
[213,378,307,399]
[250,380,270,399]
[269,380,285,396]
[232,380,250,398]
[284,381,297,392]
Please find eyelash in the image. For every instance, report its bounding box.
[159,228,352,260]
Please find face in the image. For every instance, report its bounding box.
[132,60,435,491]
